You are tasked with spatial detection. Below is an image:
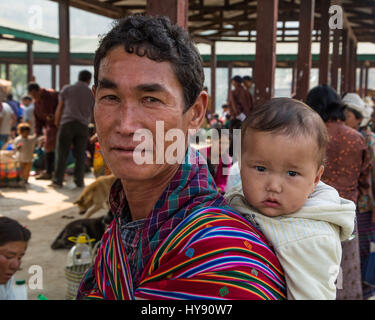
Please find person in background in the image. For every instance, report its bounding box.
[0,217,31,300]
[306,85,368,300]
[227,75,252,122]
[342,92,375,299]
[21,95,35,134]
[50,70,95,188]
[220,104,229,123]
[243,75,254,108]
[203,86,212,116]
[0,90,16,149]
[6,94,22,126]
[14,123,38,184]
[27,83,58,180]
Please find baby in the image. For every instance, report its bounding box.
[225,98,356,300]
[14,122,38,183]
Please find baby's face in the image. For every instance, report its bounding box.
[240,130,324,217]
[20,131,29,138]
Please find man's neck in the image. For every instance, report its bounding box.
[121,164,180,221]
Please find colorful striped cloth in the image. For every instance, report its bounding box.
[108,147,230,286]
[77,206,286,300]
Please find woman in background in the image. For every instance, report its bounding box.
[306,85,369,300]
[0,217,31,300]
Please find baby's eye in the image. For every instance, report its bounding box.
[287,171,298,177]
[255,166,266,172]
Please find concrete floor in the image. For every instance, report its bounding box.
[0,172,107,300]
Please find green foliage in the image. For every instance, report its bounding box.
[9,64,27,100]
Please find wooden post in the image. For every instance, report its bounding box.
[319,0,330,85]
[58,0,70,89]
[341,29,350,95]
[254,0,278,106]
[331,28,340,91]
[227,62,233,102]
[146,0,188,29]
[51,62,57,90]
[27,41,33,83]
[5,63,10,81]
[295,0,315,101]
[210,42,216,114]
[353,44,358,93]
[291,62,297,97]
[359,62,364,98]
[365,66,369,97]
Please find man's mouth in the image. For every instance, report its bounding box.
[111,145,136,152]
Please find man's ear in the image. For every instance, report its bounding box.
[187,90,208,131]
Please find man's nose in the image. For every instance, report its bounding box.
[117,103,140,136]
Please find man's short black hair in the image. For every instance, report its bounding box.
[27,82,40,92]
[243,76,253,81]
[93,15,204,111]
[232,75,243,83]
[78,70,92,82]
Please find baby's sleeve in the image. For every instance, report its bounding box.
[276,234,341,300]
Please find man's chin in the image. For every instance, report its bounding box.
[111,163,162,181]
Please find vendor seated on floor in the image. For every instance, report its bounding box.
[0,217,31,300]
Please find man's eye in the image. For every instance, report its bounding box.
[255,166,266,172]
[100,95,119,102]
[287,171,298,177]
[142,96,160,104]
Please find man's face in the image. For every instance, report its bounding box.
[28,90,39,101]
[93,46,205,182]
[240,130,323,217]
[244,80,252,88]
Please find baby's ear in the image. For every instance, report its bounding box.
[314,165,324,187]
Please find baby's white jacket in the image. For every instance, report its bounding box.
[225,181,356,300]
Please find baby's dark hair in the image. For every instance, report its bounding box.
[17,122,31,135]
[241,98,329,167]
[0,217,31,246]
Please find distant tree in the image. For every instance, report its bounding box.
[9,64,27,100]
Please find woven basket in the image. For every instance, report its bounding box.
[64,263,92,300]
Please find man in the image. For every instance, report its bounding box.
[50,70,95,188]
[243,75,255,108]
[77,15,286,300]
[27,82,58,180]
[227,75,252,121]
